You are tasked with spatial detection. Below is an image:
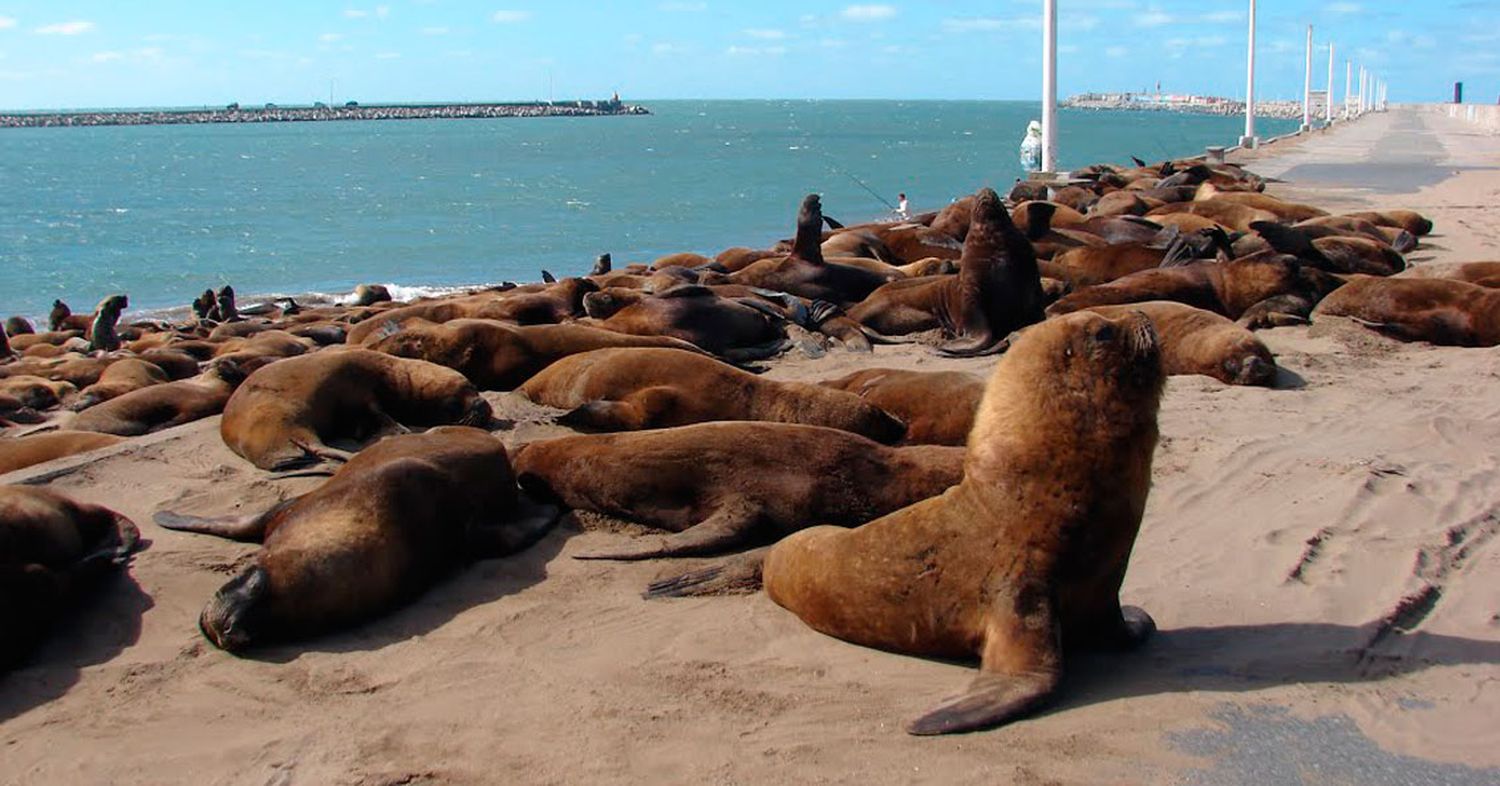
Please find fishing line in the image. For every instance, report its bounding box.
[787,108,897,213]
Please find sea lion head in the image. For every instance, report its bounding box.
[96,294,128,317]
[590,253,613,276]
[200,564,271,653]
[457,393,494,428]
[192,289,216,320]
[5,316,34,336]
[1221,339,1277,387]
[582,288,643,318]
[49,300,71,331]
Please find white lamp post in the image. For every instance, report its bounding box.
[1241,0,1257,146]
[1326,42,1335,123]
[1041,0,1058,174]
[1301,25,1313,131]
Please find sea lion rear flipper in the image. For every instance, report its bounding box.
[641,547,770,599]
[575,504,757,561]
[71,513,145,580]
[541,270,557,284]
[557,388,679,431]
[906,598,1063,736]
[469,493,561,557]
[934,334,1011,358]
[718,339,792,364]
[153,502,286,542]
[822,215,845,230]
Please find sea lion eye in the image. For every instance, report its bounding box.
[1092,324,1116,344]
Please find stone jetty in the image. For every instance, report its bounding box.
[0,98,650,129]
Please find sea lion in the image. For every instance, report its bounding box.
[1047,257,1341,324]
[192,289,218,321]
[581,286,786,358]
[650,252,713,270]
[481,277,599,325]
[134,348,202,380]
[1041,228,1208,288]
[1395,261,1500,288]
[0,432,126,476]
[70,358,170,411]
[818,368,985,446]
[1312,276,1500,347]
[517,347,906,443]
[1083,301,1276,385]
[1343,209,1433,237]
[0,375,77,411]
[710,247,774,273]
[1146,201,1279,233]
[154,427,559,652]
[49,301,91,332]
[1245,222,1406,277]
[351,284,392,307]
[649,311,1166,735]
[514,422,964,560]
[68,361,246,436]
[1295,216,1415,252]
[0,324,12,360]
[1193,186,1328,222]
[4,317,34,337]
[847,188,1046,355]
[0,393,45,425]
[220,349,490,470]
[370,319,706,390]
[86,294,129,352]
[728,195,893,304]
[216,286,240,322]
[1089,191,1158,218]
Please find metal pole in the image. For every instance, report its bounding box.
[1326,42,1335,123]
[1041,0,1058,173]
[1345,60,1352,118]
[1241,0,1257,146]
[1302,25,1313,130]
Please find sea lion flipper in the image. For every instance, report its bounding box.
[575,505,756,561]
[641,548,770,599]
[153,509,275,542]
[905,671,1060,736]
[469,493,561,557]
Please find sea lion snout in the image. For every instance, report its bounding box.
[460,396,493,428]
[200,565,270,653]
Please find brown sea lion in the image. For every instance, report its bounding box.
[1245,222,1406,277]
[930,195,976,239]
[154,427,559,652]
[1012,200,1085,229]
[1312,276,1500,347]
[86,294,129,352]
[68,361,246,436]
[49,301,91,332]
[581,286,786,358]
[650,252,712,270]
[220,349,490,470]
[0,375,77,410]
[1047,257,1340,324]
[136,348,204,380]
[514,422,964,560]
[0,432,126,476]
[192,289,218,321]
[712,247,775,273]
[728,195,893,304]
[482,277,599,324]
[1193,186,1328,222]
[12,330,84,352]
[1083,301,1276,385]
[649,311,1166,735]
[1089,191,1159,217]
[1343,209,1433,237]
[517,347,906,442]
[818,368,984,446]
[371,319,705,390]
[70,358,170,411]
[0,324,12,360]
[1295,216,1415,252]
[351,284,392,307]
[4,317,34,337]
[1394,261,1500,288]
[216,285,240,322]
[1146,201,1279,233]
[847,188,1046,355]
[0,485,142,669]
[0,393,45,425]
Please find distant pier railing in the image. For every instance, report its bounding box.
[0,100,651,129]
[1406,103,1500,133]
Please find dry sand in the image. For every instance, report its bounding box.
[3,109,1499,785]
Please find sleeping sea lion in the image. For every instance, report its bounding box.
[1083,301,1276,386]
[68,361,246,436]
[1311,276,1500,347]
[818,368,985,446]
[1394,261,1500,288]
[220,349,490,470]
[70,358,170,411]
[648,310,1166,735]
[0,432,127,476]
[4,317,34,337]
[1342,210,1433,237]
[154,427,559,652]
[517,347,906,443]
[1046,257,1341,324]
[514,422,964,559]
[581,286,786,358]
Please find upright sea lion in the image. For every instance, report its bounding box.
[216,286,240,322]
[1047,257,1341,324]
[70,358,170,411]
[0,432,127,476]
[68,360,246,436]
[1,486,142,669]
[848,188,1046,355]
[649,311,1166,735]
[1083,301,1276,385]
[1312,276,1500,347]
[581,286,786,358]
[371,319,705,390]
[0,324,12,359]
[155,427,559,652]
[818,368,985,446]
[220,349,490,470]
[514,422,964,560]
[192,289,218,321]
[728,195,893,305]
[87,294,129,352]
[517,347,906,442]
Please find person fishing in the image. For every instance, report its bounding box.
[895,193,909,221]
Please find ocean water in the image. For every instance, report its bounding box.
[0,100,1297,322]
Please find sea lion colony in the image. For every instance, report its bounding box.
[1,154,1487,736]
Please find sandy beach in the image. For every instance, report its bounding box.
[3,107,1499,784]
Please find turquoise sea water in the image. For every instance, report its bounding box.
[0,100,1297,322]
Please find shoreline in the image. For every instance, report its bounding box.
[0,100,650,129]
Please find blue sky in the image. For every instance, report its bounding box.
[0,1,1494,109]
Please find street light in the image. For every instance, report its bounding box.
[1041,0,1057,173]
[1241,0,1257,146]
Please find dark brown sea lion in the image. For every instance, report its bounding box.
[220,349,490,470]
[70,358,170,411]
[1343,209,1433,237]
[483,277,600,324]
[216,285,240,322]
[581,286,786,358]
[1311,276,1500,346]
[154,427,558,652]
[728,195,893,304]
[67,361,246,436]
[351,284,392,307]
[517,347,906,442]
[370,319,705,390]
[847,188,1045,355]
[649,310,1166,736]
[0,324,12,360]
[1395,261,1500,288]
[1,485,142,669]
[818,368,984,446]
[513,422,964,560]
[4,317,34,336]
[86,294,129,352]
[49,301,91,332]
[1047,257,1340,324]
[1245,222,1406,277]
[192,289,217,321]
[0,393,45,425]
[136,348,203,380]
[1083,301,1276,385]
[1295,216,1415,252]
[0,432,127,476]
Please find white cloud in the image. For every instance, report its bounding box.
[376,51,400,59]
[0,16,17,30]
[658,1,706,10]
[421,26,450,35]
[492,10,531,23]
[726,44,785,56]
[1201,10,1243,23]
[375,5,391,19]
[652,42,678,54]
[743,28,786,40]
[1105,45,1128,57]
[841,5,896,22]
[320,33,343,42]
[35,20,95,35]
[1135,8,1174,27]
[1326,2,1361,15]
[344,9,368,19]
[91,51,122,63]
[819,38,847,48]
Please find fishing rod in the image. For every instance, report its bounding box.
[813,147,898,212]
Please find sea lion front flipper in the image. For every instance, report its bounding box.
[469,493,561,558]
[641,547,770,599]
[556,387,678,432]
[574,503,757,561]
[906,596,1062,736]
[718,339,792,364]
[71,513,145,581]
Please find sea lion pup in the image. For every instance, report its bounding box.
[371,319,705,390]
[86,294,129,352]
[581,286,787,358]
[1082,301,1275,386]
[68,360,246,437]
[848,188,1046,356]
[220,349,490,470]
[728,195,894,305]
[649,311,1165,735]
[69,358,170,411]
[1343,209,1433,237]
[0,432,126,476]
[1312,276,1500,347]
[49,300,91,332]
[0,486,142,669]
[1396,261,1500,288]
[819,368,985,446]
[5,317,35,336]
[215,286,240,322]
[517,347,906,443]
[155,427,559,653]
[514,423,964,560]
[1047,257,1341,324]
